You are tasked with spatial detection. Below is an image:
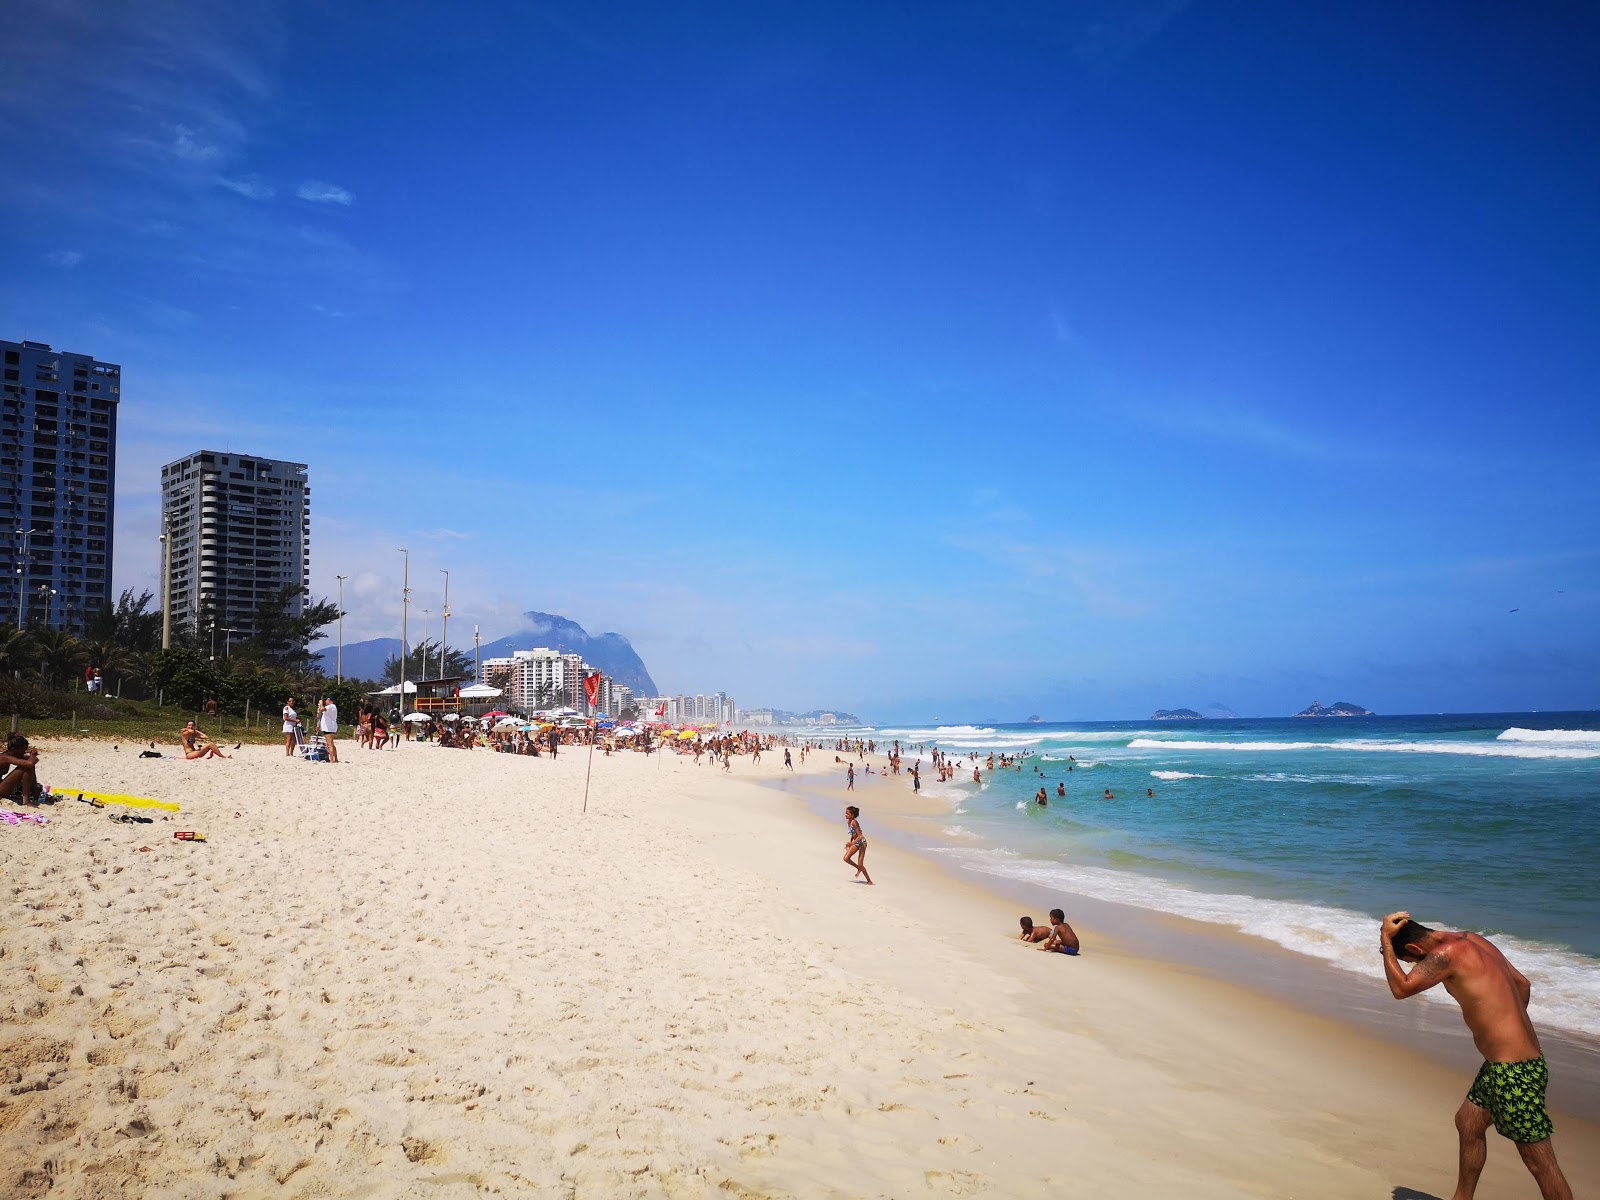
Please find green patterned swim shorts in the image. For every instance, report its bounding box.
[1466,1057,1554,1144]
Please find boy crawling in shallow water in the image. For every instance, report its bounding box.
[1018,916,1053,943]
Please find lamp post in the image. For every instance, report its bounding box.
[15,527,37,629]
[160,511,171,650]
[474,624,480,683]
[438,569,450,677]
[421,608,432,680]
[335,574,347,684]
[397,548,410,717]
[37,584,56,632]
[223,627,238,661]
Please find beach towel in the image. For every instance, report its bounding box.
[0,810,51,826]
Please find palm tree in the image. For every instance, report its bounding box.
[32,628,87,690]
[0,626,35,676]
[86,637,132,694]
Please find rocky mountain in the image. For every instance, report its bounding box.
[474,612,659,696]
[1202,701,1240,720]
[1293,700,1374,718]
[1152,708,1204,720]
[315,611,658,695]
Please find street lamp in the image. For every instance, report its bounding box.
[335,574,347,684]
[421,608,432,680]
[222,627,238,661]
[15,527,37,629]
[159,511,171,650]
[397,548,410,717]
[438,569,450,677]
[37,584,56,632]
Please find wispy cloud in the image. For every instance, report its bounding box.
[215,174,275,200]
[1074,0,1191,68]
[310,303,347,318]
[45,249,84,268]
[297,181,354,206]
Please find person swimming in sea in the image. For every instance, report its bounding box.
[1035,787,1048,806]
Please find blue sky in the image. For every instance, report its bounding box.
[3,0,1598,720]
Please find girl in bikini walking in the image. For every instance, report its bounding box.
[843,805,873,885]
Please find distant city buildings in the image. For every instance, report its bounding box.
[159,450,310,646]
[2,339,121,636]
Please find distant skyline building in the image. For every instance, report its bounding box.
[2,338,121,635]
[159,450,310,648]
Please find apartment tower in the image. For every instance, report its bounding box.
[2,338,121,635]
[159,451,310,647]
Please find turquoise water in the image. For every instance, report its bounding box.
[865,713,1600,1038]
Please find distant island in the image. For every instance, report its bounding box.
[1152,708,1204,720]
[1293,700,1374,718]
[1027,714,1044,724]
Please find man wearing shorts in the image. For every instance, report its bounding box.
[1381,912,1572,1199]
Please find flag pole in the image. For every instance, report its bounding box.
[581,671,600,814]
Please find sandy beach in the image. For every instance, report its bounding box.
[3,739,1596,1198]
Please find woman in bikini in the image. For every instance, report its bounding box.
[181,720,229,760]
[843,805,873,885]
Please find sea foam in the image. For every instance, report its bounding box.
[1150,770,1208,780]
[1127,737,1600,760]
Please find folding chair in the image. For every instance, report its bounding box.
[292,726,326,762]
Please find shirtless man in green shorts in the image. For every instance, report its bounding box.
[1380,911,1572,1200]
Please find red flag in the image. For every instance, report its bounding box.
[583,672,602,708]
[655,703,666,717]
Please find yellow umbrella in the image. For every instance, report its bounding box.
[678,730,698,739]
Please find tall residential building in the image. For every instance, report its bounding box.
[159,451,310,646]
[2,339,121,635]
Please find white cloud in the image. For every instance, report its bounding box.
[216,175,274,200]
[297,180,354,205]
[310,303,346,318]
[170,122,225,163]
[45,249,84,268]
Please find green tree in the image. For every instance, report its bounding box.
[86,589,163,655]
[380,639,472,684]
[32,628,87,689]
[0,626,36,676]
[148,647,221,711]
[233,586,341,671]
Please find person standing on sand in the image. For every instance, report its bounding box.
[282,697,299,756]
[318,697,339,762]
[843,805,872,885]
[1380,912,1572,1200]
[783,748,793,770]
[847,763,855,790]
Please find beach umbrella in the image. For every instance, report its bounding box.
[442,713,461,722]
[494,718,520,731]
[401,712,432,723]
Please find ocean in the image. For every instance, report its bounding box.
[861,712,1600,1040]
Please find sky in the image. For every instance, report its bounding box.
[3,0,1598,722]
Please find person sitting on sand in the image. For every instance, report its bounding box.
[1018,916,1052,944]
[0,733,41,805]
[1040,909,1080,956]
[180,720,229,760]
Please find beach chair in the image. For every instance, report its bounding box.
[292,726,326,762]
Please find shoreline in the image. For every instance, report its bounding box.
[3,738,1596,1197]
[761,761,1600,1122]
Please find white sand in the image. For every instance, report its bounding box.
[2,739,1596,1198]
